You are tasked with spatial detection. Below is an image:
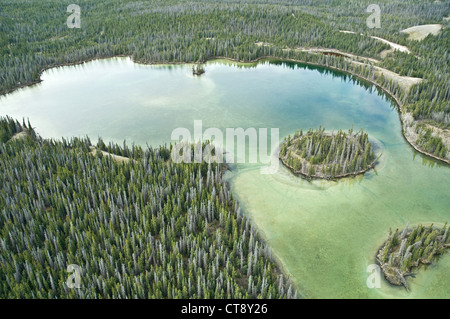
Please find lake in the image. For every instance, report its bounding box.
[1,57,449,298]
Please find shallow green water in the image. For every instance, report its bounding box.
[1,57,449,298]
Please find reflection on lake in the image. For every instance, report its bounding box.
[1,57,449,298]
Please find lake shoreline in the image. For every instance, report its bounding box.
[223,169,303,298]
[1,54,449,167]
[376,223,450,291]
[279,153,381,181]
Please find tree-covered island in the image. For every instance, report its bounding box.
[377,223,450,291]
[279,127,378,180]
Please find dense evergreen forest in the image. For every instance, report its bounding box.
[280,127,376,179]
[0,0,448,160]
[0,117,297,298]
[377,223,450,291]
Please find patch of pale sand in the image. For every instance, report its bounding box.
[283,46,419,92]
[10,131,29,141]
[89,146,133,164]
[350,60,422,92]
[379,48,394,59]
[403,113,450,162]
[400,24,443,41]
[424,123,450,151]
[444,16,450,22]
[48,35,67,42]
[370,36,410,54]
[255,41,270,47]
[294,47,380,63]
[339,31,411,54]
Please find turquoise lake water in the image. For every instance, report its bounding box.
[1,57,449,298]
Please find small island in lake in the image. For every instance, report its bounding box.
[192,63,205,75]
[279,127,378,180]
[377,223,450,291]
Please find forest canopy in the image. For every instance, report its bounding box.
[0,117,297,299]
